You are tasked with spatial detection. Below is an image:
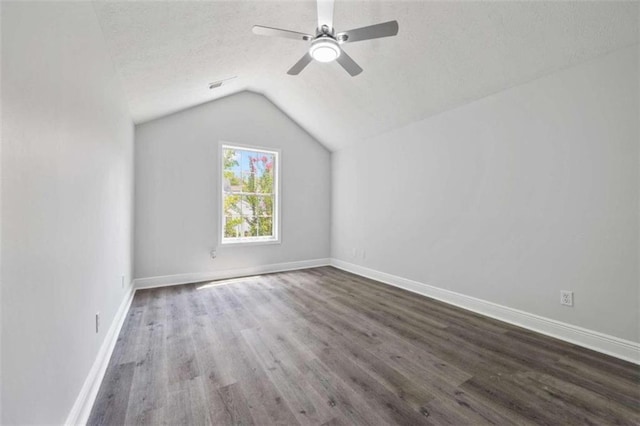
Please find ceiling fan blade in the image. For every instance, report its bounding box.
[252,25,312,41]
[287,53,314,75]
[336,50,363,76]
[337,20,399,43]
[317,0,335,30]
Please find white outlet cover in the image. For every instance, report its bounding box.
[560,291,574,306]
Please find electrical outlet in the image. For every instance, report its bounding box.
[95,312,100,333]
[351,248,357,258]
[210,250,217,259]
[121,275,125,288]
[560,291,573,307]
[361,249,366,259]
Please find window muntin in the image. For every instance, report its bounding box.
[221,144,279,244]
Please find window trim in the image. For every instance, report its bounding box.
[218,141,281,246]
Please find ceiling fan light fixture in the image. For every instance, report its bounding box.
[253,0,399,76]
[309,38,341,63]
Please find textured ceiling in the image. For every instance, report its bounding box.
[93,1,639,151]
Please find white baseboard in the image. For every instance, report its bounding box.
[134,258,331,290]
[330,258,640,365]
[65,283,136,426]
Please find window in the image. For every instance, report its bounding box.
[220,143,279,244]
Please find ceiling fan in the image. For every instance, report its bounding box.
[252,0,399,76]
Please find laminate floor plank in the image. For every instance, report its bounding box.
[166,377,212,426]
[507,327,640,381]
[110,306,145,366]
[302,357,395,425]
[241,326,338,425]
[201,288,300,425]
[254,292,442,423]
[233,281,417,425]
[217,382,256,426]
[274,272,472,384]
[123,288,169,425]
[87,362,136,426]
[89,267,640,425]
[310,268,517,334]
[165,286,200,385]
[331,293,525,377]
[271,276,469,400]
[291,298,470,403]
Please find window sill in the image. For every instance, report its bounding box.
[220,238,281,247]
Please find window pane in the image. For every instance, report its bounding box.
[242,171,256,193]
[225,171,242,193]
[223,148,240,172]
[256,154,274,194]
[242,216,258,237]
[258,216,273,237]
[263,153,275,167]
[257,195,273,217]
[223,194,242,216]
[241,151,257,174]
[223,216,242,238]
[242,195,257,216]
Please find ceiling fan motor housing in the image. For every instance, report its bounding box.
[317,24,334,37]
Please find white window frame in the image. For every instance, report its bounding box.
[219,141,281,246]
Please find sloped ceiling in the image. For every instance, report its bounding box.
[93,1,639,151]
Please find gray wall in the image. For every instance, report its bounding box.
[1,2,134,423]
[332,46,639,342]
[134,91,331,279]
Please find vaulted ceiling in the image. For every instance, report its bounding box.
[93,1,639,151]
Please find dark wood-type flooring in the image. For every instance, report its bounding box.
[89,267,640,425]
